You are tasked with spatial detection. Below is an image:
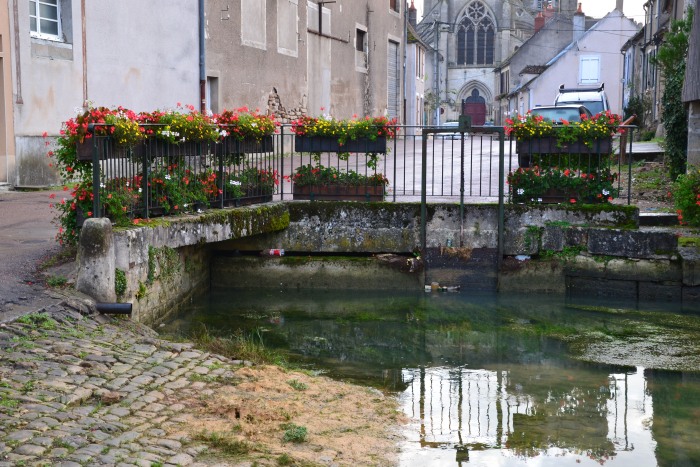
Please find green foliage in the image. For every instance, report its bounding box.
[291,115,398,145]
[652,9,693,179]
[673,166,700,226]
[281,423,308,443]
[194,430,250,456]
[115,268,127,298]
[291,164,389,188]
[505,112,622,148]
[624,94,650,130]
[508,167,618,204]
[286,379,308,391]
[16,312,57,330]
[46,275,68,288]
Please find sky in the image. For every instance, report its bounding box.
[414,1,648,23]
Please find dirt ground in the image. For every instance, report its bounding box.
[170,364,406,466]
[614,160,676,213]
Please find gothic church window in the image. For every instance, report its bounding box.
[456,1,495,66]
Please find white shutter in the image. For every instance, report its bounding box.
[579,56,600,85]
[388,41,400,119]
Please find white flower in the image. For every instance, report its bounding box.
[517,188,525,195]
[138,188,143,193]
[165,175,171,181]
[229,180,241,186]
[219,130,229,137]
[602,189,610,196]
[183,203,189,208]
[125,181,130,187]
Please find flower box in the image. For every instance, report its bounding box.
[294,135,387,154]
[229,135,274,154]
[293,184,385,201]
[516,137,612,155]
[77,140,147,161]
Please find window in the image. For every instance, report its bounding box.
[30,0,60,40]
[390,0,399,13]
[579,55,600,84]
[457,1,495,66]
[241,0,266,50]
[356,28,366,52]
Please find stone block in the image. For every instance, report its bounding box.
[588,229,677,259]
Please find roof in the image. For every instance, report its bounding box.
[520,65,548,75]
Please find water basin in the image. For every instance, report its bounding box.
[161,289,700,466]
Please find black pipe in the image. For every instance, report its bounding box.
[95,302,132,315]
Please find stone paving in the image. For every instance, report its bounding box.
[0,296,246,466]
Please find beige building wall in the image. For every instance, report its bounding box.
[7,0,199,187]
[0,4,15,186]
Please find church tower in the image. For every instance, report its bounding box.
[417,0,536,125]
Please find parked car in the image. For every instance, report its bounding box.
[530,104,593,124]
[554,84,609,115]
[438,121,463,140]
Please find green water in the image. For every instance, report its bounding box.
[162,289,700,466]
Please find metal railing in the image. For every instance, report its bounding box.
[82,124,637,221]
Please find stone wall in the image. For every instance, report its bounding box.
[76,201,699,322]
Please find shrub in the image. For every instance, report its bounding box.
[673,167,700,226]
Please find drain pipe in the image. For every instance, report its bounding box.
[199,0,206,113]
[95,302,133,315]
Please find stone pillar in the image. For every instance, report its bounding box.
[688,101,700,168]
[76,218,116,303]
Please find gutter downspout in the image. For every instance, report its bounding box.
[199,0,206,113]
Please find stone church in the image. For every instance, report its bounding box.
[417,0,580,125]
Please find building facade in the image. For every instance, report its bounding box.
[205,0,406,123]
[2,0,200,188]
[1,0,406,188]
[416,0,575,125]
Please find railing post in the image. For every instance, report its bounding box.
[421,128,429,252]
[87,124,101,218]
[497,127,505,271]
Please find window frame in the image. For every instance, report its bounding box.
[30,0,62,41]
[456,1,495,66]
[579,55,601,85]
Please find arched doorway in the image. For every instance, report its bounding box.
[462,89,486,125]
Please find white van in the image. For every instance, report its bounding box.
[554,84,609,115]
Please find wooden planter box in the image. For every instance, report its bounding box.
[517,137,612,168]
[294,135,387,153]
[76,140,148,161]
[293,184,385,201]
[228,135,274,154]
[516,137,612,155]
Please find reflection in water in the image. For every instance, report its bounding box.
[400,367,658,466]
[163,289,700,466]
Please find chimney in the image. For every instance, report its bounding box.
[534,12,546,33]
[573,3,585,42]
[616,0,624,11]
[408,0,417,26]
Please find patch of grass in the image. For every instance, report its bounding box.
[286,379,308,391]
[0,394,19,409]
[679,237,700,248]
[39,246,76,271]
[46,275,68,288]
[177,325,287,366]
[277,453,294,465]
[281,423,308,443]
[16,312,58,330]
[194,430,250,456]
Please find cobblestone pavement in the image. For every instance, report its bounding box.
[0,296,246,466]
